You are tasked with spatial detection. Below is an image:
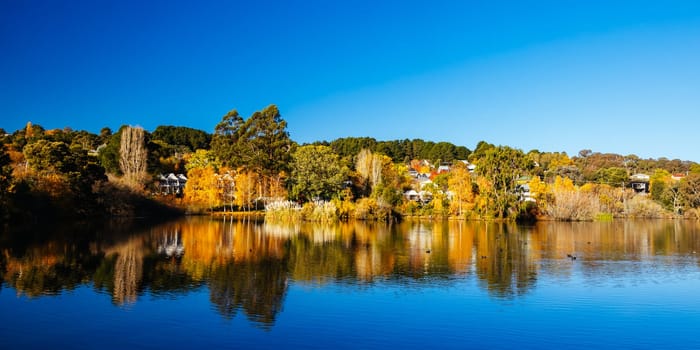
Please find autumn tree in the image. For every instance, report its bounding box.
[119,126,148,187]
[235,171,261,210]
[289,145,347,201]
[546,176,600,221]
[184,165,219,211]
[182,149,221,211]
[447,162,475,217]
[355,149,383,192]
[216,168,236,212]
[527,176,550,213]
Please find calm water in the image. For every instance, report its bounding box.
[2,217,700,349]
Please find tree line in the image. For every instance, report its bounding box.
[2,104,700,223]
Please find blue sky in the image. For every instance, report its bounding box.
[1,0,699,161]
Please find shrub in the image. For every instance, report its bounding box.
[265,200,302,221]
[301,200,339,222]
[546,187,600,221]
[625,195,669,218]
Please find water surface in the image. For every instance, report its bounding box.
[2,218,700,349]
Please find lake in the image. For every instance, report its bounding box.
[2,217,700,349]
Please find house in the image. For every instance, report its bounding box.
[671,173,687,181]
[404,189,435,204]
[157,173,187,195]
[404,189,420,201]
[418,190,433,203]
[517,183,535,202]
[437,163,451,174]
[515,176,531,186]
[629,173,650,193]
[515,177,535,202]
[419,179,433,189]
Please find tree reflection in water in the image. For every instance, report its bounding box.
[111,239,143,305]
[2,218,700,326]
[209,259,288,328]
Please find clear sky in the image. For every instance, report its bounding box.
[2,0,699,161]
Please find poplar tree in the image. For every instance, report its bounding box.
[119,126,148,187]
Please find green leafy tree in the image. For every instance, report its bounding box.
[0,146,12,219]
[70,130,100,151]
[211,109,248,168]
[327,137,470,163]
[11,122,45,150]
[98,126,125,174]
[211,105,292,197]
[244,105,292,177]
[593,167,628,186]
[23,140,71,173]
[650,169,672,209]
[475,146,529,218]
[290,145,347,201]
[99,127,113,144]
[680,173,700,209]
[690,163,700,175]
[469,140,495,162]
[152,125,211,152]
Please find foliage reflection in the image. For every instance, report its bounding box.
[2,218,700,327]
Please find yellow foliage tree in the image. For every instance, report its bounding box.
[267,171,288,200]
[448,162,475,217]
[547,175,601,220]
[528,176,550,211]
[184,166,219,211]
[431,188,448,216]
[548,153,574,170]
[474,176,492,217]
[553,175,575,192]
[235,170,261,210]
